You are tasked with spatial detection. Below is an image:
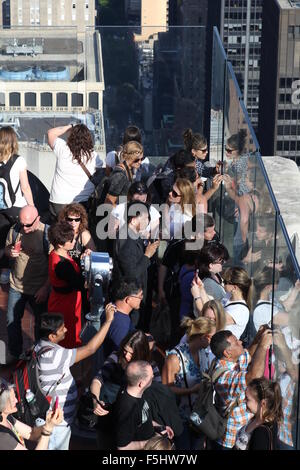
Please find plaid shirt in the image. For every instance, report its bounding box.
[213,350,253,448]
[278,375,295,447]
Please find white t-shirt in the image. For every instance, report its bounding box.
[0,155,27,208]
[223,299,250,339]
[253,300,279,331]
[169,205,193,239]
[111,202,160,232]
[50,137,103,204]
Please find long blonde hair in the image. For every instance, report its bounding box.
[201,300,227,332]
[174,178,196,216]
[181,316,215,339]
[0,126,18,162]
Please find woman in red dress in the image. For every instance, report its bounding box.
[47,221,84,348]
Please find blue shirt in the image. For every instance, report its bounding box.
[101,310,135,360]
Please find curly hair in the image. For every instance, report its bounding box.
[67,124,94,164]
[48,221,74,249]
[58,203,89,233]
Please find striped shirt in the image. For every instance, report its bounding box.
[35,340,77,426]
[213,350,253,448]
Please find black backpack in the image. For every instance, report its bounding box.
[188,362,238,441]
[10,347,53,426]
[0,154,20,210]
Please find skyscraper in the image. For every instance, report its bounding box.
[258,0,300,165]
[221,0,263,131]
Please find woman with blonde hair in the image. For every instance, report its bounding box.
[105,140,144,207]
[0,126,34,283]
[222,266,253,339]
[201,299,227,332]
[164,178,196,239]
[162,316,216,449]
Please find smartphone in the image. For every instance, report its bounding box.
[14,240,22,253]
[101,402,112,411]
[53,397,59,412]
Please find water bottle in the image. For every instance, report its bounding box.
[25,389,39,417]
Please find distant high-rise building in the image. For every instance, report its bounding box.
[125,0,169,42]
[0,0,96,32]
[258,0,300,165]
[221,0,263,131]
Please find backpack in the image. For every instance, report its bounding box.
[11,222,50,256]
[239,313,256,348]
[10,347,54,426]
[0,154,20,210]
[188,362,238,441]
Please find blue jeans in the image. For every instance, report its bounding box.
[6,286,47,357]
[48,425,71,450]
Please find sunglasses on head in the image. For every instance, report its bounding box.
[225,147,235,154]
[20,215,38,228]
[171,189,181,198]
[66,216,81,222]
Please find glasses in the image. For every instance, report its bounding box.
[66,216,81,223]
[213,259,225,265]
[171,189,181,198]
[223,280,232,285]
[20,215,38,228]
[129,294,143,300]
[133,156,145,163]
[225,147,235,154]
[199,147,208,153]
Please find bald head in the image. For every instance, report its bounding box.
[126,360,153,389]
[19,206,39,233]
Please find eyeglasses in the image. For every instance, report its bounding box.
[20,215,38,228]
[66,216,81,223]
[133,156,145,163]
[213,259,225,265]
[129,294,143,300]
[225,147,235,154]
[171,189,181,198]
[199,147,208,152]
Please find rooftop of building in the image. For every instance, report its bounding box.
[277,0,300,9]
[0,30,103,84]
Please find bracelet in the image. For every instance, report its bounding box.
[194,296,202,301]
[41,431,52,437]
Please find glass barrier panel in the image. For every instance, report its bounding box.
[271,216,300,450]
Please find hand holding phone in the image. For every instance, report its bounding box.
[53,397,59,413]
[14,240,22,253]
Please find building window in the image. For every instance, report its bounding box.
[57,93,68,107]
[9,92,20,107]
[89,92,98,110]
[41,93,52,107]
[0,92,5,106]
[72,93,83,107]
[25,92,36,107]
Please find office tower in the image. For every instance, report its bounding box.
[258,0,300,165]
[221,0,263,131]
[125,0,169,41]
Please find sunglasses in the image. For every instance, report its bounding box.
[129,294,143,300]
[66,217,81,223]
[223,280,232,285]
[133,156,145,163]
[171,189,181,198]
[225,147,235,154]
[214,259,225,265]
[20,215,38,228]
[199,147,208,152]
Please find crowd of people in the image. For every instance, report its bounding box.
[0,123,299,451]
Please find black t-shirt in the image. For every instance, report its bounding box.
[0,416,24,450]
[248,422,278,450]
[113,389,155,448]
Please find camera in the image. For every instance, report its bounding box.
[80,252,113,324]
